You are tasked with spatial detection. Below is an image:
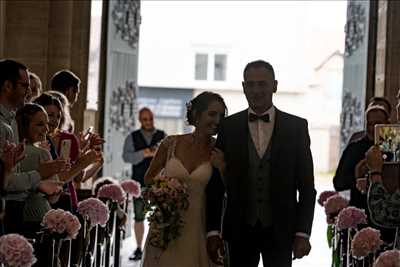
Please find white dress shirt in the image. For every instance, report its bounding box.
[248,106,275,157]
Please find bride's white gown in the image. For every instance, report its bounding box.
[142,136,213,267]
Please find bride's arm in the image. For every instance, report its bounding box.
[144,137,170,185]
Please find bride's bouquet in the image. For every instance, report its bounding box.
[143,175,189,250]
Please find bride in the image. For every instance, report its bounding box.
[142,91,227,267]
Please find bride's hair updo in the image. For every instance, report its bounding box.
[186,91,227,126]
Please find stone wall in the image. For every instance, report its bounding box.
[0,0,91,132]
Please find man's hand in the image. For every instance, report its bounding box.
[206,235,225,265]
[143,148,155,158]
[292,236,311,259]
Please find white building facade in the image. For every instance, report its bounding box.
[133,1,346,173]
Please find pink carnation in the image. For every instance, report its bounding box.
[0,234,37,267]
[120,180,141,198]
[78,197,110,227]
[42,209,81,239]
[318,190,338,206]
[374,249,400,267]
[352,227,383,259]
[324,195,349,224]
[336,207,367,230]
[97,183,126,204]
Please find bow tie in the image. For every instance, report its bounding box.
[249,113,270,122]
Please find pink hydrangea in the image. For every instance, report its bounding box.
[336,207,367,230]
[92,177,118,195]
[351,227,383,259]
[42,209,81,239]
[318,190,338,206]
[120,180,141,198]
[63,211,81,239]
[78,197,110,227]
[0,233,37,267]
[97,183,126,204]
[373,249,400,267]
[324,194,349,223]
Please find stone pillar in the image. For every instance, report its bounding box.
[0,0,91,133]
[0,0,5,58]
[2,0,51,88]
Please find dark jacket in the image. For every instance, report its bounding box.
[206,109,316,248]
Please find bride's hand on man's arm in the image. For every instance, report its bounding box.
[210,148,226,176]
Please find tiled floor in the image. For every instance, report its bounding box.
[120,175,333,267]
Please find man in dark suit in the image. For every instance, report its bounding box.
[206,60,316,267]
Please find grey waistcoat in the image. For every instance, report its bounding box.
[242,135,272,227]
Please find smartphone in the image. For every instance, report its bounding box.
[83,126,94,141]
[59,139,71,160]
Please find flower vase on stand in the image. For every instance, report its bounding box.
[77,219,93,267]
[51,236,63,267]
[76,197,110,267]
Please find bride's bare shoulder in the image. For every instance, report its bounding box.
[162,134,190,145]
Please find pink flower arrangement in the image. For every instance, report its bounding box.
[318,190,338,206]
[373,249,400,267]
[336,206,367,230]
[42,208,82,239]
[351,227,383,259]
[78,197,110,227]
[97,183,126,204]
[143,175,189,250]
[324,194,349,224]
[120,180,141,198]
[0,234,37,267]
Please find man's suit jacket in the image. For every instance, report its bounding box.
[206,108,316,248]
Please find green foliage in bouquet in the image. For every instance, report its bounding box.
[143,176,189,250]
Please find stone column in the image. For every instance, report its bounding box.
[0,0,91,133]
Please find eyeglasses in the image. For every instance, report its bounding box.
[243,80,269,89]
